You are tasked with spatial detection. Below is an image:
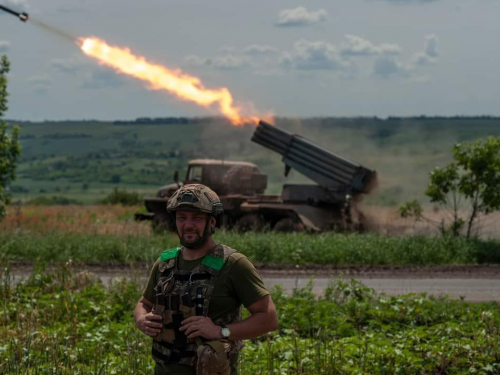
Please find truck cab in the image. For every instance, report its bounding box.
[156,159,266,198]
[135,159,267,231]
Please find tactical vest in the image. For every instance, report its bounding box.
[151,244,244,368]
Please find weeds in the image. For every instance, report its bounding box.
[1,230,500,265]
[1,266,500,374]
[2,205,500,266]
[0,205,149,236]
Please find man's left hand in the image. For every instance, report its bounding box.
[180,316,221,340]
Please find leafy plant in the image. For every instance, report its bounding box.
[2,266,500,374]
[400,136,500,238]
[0,55,21,220]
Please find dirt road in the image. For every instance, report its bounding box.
[263,277,500,302]
[9,264,500,302]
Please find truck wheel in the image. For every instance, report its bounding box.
[152,213,170,234]
[273,217,305,233]
[234,214,264,232]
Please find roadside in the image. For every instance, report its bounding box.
[7,262,500,278]
[7,263,500,302]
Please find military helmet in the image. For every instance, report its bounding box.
[167,184,223,226]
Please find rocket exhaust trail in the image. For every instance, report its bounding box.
[80,37,262,125]
[29,18,76,44]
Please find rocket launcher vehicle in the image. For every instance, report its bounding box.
[0,3,29,22]
[252,120,376,197]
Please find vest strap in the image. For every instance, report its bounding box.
[152,347,195,363]
[160,247,181,262]
[173,273,211,282]
[201,255,226,271]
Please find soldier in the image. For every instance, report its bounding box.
[134,184,278,375]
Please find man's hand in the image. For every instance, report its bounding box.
[180,316,222,340]
[136,312,163,337]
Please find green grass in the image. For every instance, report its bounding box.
[2,231,500,265]
[1,266,499,374]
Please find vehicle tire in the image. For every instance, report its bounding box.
[273,217,305,233]
[152,213,170,234]
[234,214,264,232]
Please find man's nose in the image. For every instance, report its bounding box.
[183,218,196,227]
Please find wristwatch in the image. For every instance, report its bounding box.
[220,325,231,339]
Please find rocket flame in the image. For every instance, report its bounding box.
[80,37,260,126]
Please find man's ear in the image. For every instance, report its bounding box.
[210,216,216,228]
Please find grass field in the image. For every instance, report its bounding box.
[0,205,149,236]
[3,230,500,266]
[2,205,500,266]
[1,265,499,374]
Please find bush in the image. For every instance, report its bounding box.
[100,188,142,206]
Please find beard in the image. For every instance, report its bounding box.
[178,221,211,250]
[180,231,204,249]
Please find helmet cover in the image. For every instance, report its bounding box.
[167,184,223,217]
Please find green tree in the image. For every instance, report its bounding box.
[400,137,500,239]
[0,55,21,219]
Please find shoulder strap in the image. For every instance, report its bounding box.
[160,247,181,262]
[159,247,181,272]
[198,245,238,316]
[199,244,236,274]
[158,245,237,274]
[201,255,225,271]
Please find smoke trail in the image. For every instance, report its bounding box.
[29,18,76,45]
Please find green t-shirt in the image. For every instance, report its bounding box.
[142,246,269,375]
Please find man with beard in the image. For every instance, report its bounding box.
[134,184,278,375]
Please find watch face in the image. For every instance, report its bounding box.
[221,327,231,338]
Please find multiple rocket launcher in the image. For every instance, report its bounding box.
[0,3,29,22]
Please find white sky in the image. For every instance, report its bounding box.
[1,0,499,121]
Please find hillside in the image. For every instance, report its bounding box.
[6,116,500,206]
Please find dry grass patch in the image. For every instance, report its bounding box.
[0,205,150,236]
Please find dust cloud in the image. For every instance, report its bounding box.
[194,117,469,233]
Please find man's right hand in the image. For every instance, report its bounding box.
[137,312,163,337]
